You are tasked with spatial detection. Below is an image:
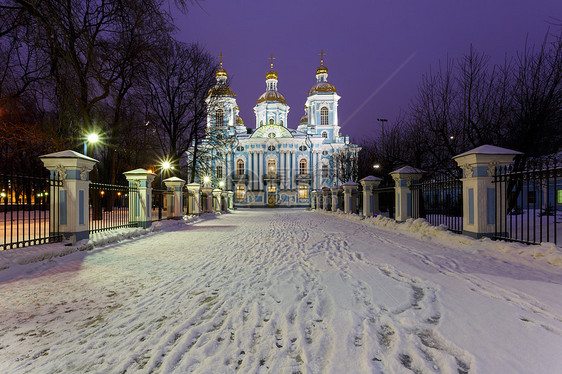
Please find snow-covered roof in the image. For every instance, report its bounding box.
[39,150,98,163]
[453,145,522,159]
[390,166,425,174]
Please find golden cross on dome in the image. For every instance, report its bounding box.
[218,52,224,68]
[318,49,326,65]
[268,54,276,69]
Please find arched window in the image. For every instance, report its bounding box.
[320,107,329,125]
[321,131,328,138]
[299,159,307,175]
[260,120,263,126]
[236,159,245,175]
[269,118,275,125]
[267,159,276,174]
[216,109,224,126]
[280,120,284,126]
[236,185,245,200]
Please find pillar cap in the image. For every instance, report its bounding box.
[162,176,186,184]
[123,168,156,176]
[40,150,98,163]
[360,175,382,182]
[453,145,522,159]
[390,166,425,175]
[342,181,359,186]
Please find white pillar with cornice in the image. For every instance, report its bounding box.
[453,145,521,238]
[321,187,331,210]
[343,181,359,214]
[212,188,222,211]
[186,183,202,215]
[311,190,317,209]
[331,186,343,212]
[390,166,424,222]
[123,168,157,229]
[40,150,98,244]
[201,187,213,212]
[162,176,186,219]
[360,175,382,217]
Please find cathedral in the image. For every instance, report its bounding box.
[195,53,360,208]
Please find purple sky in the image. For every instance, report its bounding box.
[175,0,561,141]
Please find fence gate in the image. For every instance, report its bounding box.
[411,170,463,233]
[493,157,560,245]
[1,169,62,250]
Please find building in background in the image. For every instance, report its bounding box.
[192,54,360,207]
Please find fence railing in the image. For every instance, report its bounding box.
[411,171,463,234]
[89,182,137,233]
[493,158,561,245]
[152,188,167,221]
[377,185,395,219]
[1,169,62,250]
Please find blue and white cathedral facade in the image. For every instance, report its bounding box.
[195,55,360,207]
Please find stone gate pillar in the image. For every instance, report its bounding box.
[311,190,317,209]
[40,150,98,244]
[186,183,201,215]
[343,181,359,214]
[360,176,382,217]
[453,145,521,238]
[212,189,222,212]
[322,187,331,211]
[162,177,186,219]
[331,186,343,212]
[123,168,156,229]
[390,167,424,222]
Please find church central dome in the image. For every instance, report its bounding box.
[309,81,337,94]
[257,90,286,104]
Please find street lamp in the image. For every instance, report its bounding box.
[84,133,99,156]
[376,118,388,136]
[203,176,211,188]
[160,160,172,189]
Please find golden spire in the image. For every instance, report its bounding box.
[318,49,326,66]
[316,49,328,75]
[216,51,227,78]
[266,54,278,80]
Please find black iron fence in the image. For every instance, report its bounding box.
[89,182,137,233]
[493,158,561,245]
[411,171,463,234]
[152,188,167,221]
[377,185,395,219]
[1,169,62,250]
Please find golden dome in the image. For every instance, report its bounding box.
[299,114,308,124]
[257,90,286,104]
[316,65,328,75]
[309,81,337,95]
[208,84,234,97]
[216,68,228,77]
[236,115,244,125]
[265,69,278,80]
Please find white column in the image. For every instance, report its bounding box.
[162,176,186,219]
[280,151,286,190]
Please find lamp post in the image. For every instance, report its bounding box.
[376,118,388,136]
[84,133,99,156]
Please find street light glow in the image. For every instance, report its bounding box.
[87,133,99,143]
[373,164,380,169]
[203,176,210,183]
[162,161,171,170]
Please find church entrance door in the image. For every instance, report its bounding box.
[267,185,276,207]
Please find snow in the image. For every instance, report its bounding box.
[453,144,523,158]
[1,209,561,373]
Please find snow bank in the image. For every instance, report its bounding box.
[320,211,562,267]
[0,212,222,272]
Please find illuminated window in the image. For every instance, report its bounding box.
[236,159,245,175]
[299,185,308,199]
[299,159,307,175]
[268,159,276,174]
[268,185,276,192]
[216,109,224,126]
[322,164,329,178]
[320,107,329,125]
[321,131,328,138]
[236,185,245,200]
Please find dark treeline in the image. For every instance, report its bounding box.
[0,0,215,183]
[358,28,562,181]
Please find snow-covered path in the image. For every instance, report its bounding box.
[1,209,561,373]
